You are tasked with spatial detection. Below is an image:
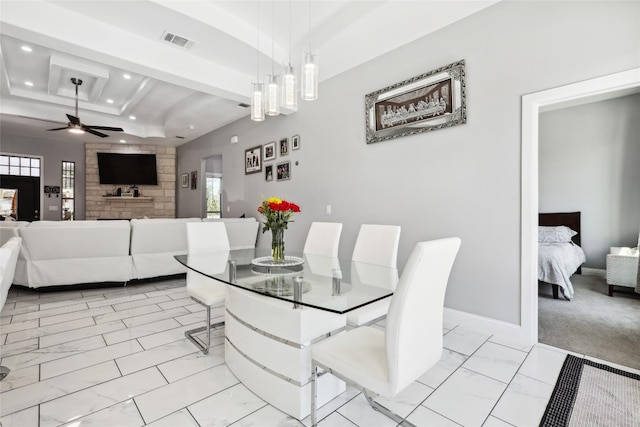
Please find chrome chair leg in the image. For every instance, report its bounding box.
[0,366,10,381]
[184,302,224,354]
[363,390,416,427]
[310,362,319,427]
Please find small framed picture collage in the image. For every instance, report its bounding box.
[259,134,299,182]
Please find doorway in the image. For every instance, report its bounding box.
[520,68,640,345]
[0,175,40,221]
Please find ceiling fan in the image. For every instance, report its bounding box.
[47,77,124,138]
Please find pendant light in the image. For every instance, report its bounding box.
[265,1,280,116]
[281,0,297,111]
[251,2,265,121]
[301,0,318,101]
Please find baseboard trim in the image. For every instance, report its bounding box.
[444,307,532,346]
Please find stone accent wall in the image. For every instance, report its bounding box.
[85,143,176,219]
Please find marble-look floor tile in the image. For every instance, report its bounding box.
[423,367,507,427]
[483,415,515,426]
[112,295,172,311]
[518,345,568,385]
[174,307,224,326]
[2,335,105,371]
[301,387,360,427]
[463,341,528,384]
[157,297,194,310]
[144,409,200,427]
[0,360,121,416]
[0,337,39,358]
[375,380,434,419]
[5,317,95,344]
[39,294,107,311]
[490,373,554,427]
[0,314,13,325]
[135,364,239,423]
[417,348,467,389]
[157,341,225,383]
[0,304,41,318]
[115,337,199,375]
[184,302,207,313]
[229,405,303,427]
[39,306,115,327]
[56,399,144,427]
[86,292,148,308]
[39,319,125,348]
[188,383,266,426]
[93,303,162,324]
[103,317,180,345]
[0,405,39,427]
[0,319,39,335]
[443,326,492,356]
[39,367,166,427]
[489,335,534,353]
[41,339,144,380]
[316,412,358,427]
[121,306,190,328]
[406,406,462,426]
[0,364,40,393]
[10,302,89,323]
[167,290,189,300]
[337,394,397,427]
[144,286,187,299]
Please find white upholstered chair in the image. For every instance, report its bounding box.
[310,237,461,426]
[606,230,640,296]
[347,224,401,327]
[303,222,343,258]
[185,222,230,354]
[0,236,22,380]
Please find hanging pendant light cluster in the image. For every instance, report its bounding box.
[251,0,317,122]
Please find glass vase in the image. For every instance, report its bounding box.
[271,227,285,263]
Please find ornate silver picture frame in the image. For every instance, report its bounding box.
[365,60,466,144]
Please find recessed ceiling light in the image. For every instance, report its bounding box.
[129,115,136,120]
[188,125,195,130]
[119,139,126,143]
[24,81,34,87]
[106,99,114,104]
[21,45,32,53]
[123,74,131,79]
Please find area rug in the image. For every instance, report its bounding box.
[539,354,640,426]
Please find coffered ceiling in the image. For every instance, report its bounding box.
[0,0,499,146]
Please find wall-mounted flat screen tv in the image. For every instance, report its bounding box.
[97,152,158,185]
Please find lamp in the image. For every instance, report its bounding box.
[265,2,280,116]
[301,1,318,101]
[251,2,265,122]
[281,1,297,111]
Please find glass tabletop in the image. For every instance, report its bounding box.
[174,248,398,314]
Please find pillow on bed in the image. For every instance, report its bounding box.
[538,226,577,243]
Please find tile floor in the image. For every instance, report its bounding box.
[1,277,637,427]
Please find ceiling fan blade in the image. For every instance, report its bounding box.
[85,128,109,138]
[84,125,124,132]
[17,115,67,125]
[47,126,69,131]
[66,114,81,125]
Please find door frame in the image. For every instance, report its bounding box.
[0,152,44,221]
[520,67,640,345]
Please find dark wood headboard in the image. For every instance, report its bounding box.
[539,211,581,247]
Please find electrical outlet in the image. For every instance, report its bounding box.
[325,205,332,215]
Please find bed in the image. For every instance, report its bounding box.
[538,212,587,300]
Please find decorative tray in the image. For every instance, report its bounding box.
[251,256,304,268]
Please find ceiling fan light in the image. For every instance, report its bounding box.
[69,127,84,134]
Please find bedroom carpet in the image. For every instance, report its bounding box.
[539,354,640,427]
[538,274,640,370]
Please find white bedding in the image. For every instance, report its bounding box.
[538,242,586,300]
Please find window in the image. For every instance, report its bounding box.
[205,173,222,218]
[0,155,40,177]
[62,161,75,220]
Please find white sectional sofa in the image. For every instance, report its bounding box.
[4,217,260,288]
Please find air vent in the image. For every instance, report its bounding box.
[175,136,185,140]
[161,31,194,49]
[237,103,250,109]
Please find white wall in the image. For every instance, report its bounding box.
[177,1,640,325]
[540,94,640,269]
[1,135,86,220]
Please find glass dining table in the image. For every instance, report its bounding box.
[174,248,399,420]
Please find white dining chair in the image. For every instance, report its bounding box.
[347,224,401,327]
[0,237,22,380]
[310,237,461,426]
[184,222,230,354]
[303,222,343,257]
